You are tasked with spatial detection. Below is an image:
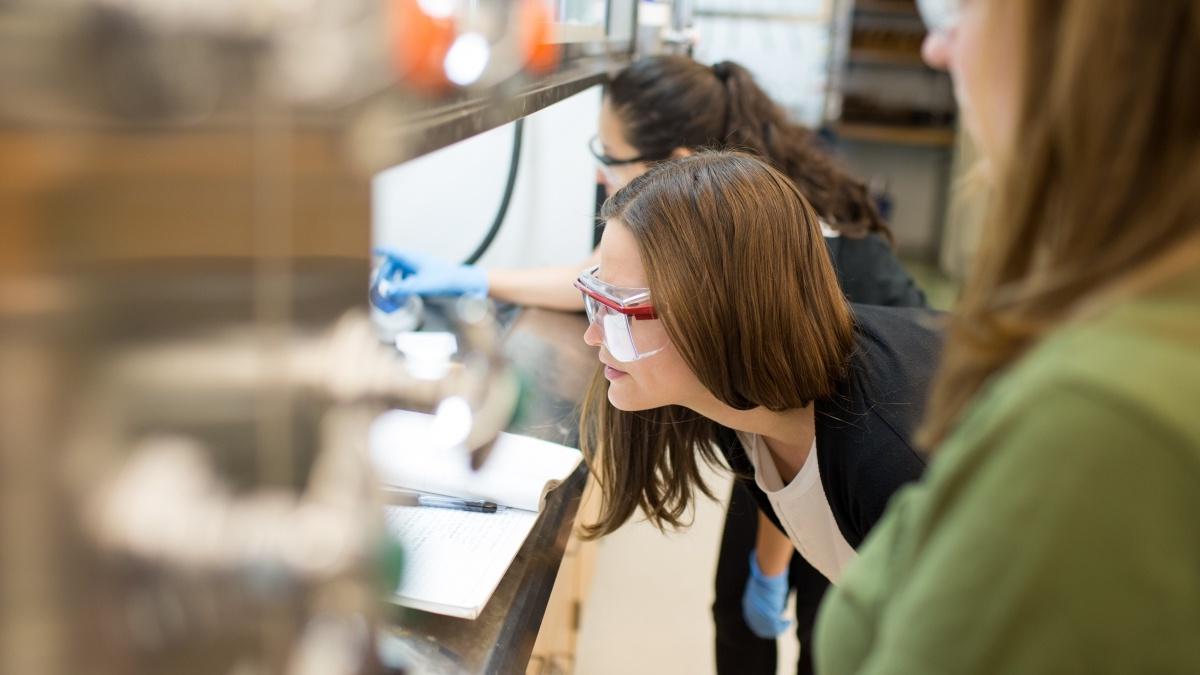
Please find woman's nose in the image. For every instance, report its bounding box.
[583,320,603,348]
[921,31,952,71]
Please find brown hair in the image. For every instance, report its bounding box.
[579,151,855,538]
[607,56,891,241]
[919,1,1200,446]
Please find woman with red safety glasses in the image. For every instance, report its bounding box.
[375,56,930,675]
[574,152,941,670]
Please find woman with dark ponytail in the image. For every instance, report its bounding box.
[372,56,929,675]
[616,58,890,242]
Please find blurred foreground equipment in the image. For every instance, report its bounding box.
[0,1,544,673]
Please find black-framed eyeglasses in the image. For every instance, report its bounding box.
[588,135,658,167]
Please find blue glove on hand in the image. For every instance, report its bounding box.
[370,248,489,313]
[742,550,793,639]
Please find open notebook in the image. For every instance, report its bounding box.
[369,410,583,619]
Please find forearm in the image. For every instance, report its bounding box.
[755,509,795,577]
[485,250,598,311]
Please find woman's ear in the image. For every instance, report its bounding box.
[670,147,694,159]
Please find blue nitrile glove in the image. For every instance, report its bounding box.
[370,248,489,313]
[742,550,792,639]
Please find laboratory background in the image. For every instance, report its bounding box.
[4,1,1196,675]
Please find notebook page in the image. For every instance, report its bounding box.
[384,505,538,619]
[369,410,582,512]
[464,432,582,511]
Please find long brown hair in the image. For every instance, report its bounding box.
[579,152,855,538]
[607,56,891,241]
[919,0,1200,446]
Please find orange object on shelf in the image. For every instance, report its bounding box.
[519,0,560,74]
[387,0,457,93]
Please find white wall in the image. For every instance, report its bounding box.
[692,5,833,127]
[372,86,602,269]
[838,140,951,259]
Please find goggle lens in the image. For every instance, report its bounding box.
[917,0,960,34]
[576,278,662,363]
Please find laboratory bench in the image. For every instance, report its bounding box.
[382,305,599,675]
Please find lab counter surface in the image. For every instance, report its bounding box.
[382,305,597,674]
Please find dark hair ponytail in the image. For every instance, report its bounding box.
[607,56,891,242]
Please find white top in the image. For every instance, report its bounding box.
[737,431,857,583]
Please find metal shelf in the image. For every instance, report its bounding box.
[0,6,633,173]
[853,0,922,20]
[353,54,629,172]
[835,121,956,147]
[693,8,828,23]
[847,47,929,68]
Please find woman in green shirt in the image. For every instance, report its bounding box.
[814,0,1200,673]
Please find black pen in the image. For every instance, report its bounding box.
[415,494,499,513]
[382,488,499,513]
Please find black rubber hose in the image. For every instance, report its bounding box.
[462,117,524,265]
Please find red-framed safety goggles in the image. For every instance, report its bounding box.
[573,265,665,362]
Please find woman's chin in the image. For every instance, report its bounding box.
[606,381,650,412]
[606,386,632,411]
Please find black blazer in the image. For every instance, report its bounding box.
[825,233,928,309]
[718,304,943,548]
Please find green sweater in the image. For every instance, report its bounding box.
[815,266,1200,674]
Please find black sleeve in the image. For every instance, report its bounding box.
[816,305,943,545]
[816,408,928,547]
[828,233,928,309]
